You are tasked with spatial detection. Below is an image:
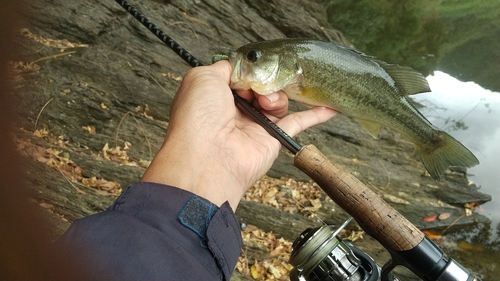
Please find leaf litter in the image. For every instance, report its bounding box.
[244,175,325,217]
[237,175,366,280]
[17,127,122,198]
[8,28,88,83]
[20,28,89,51]
[237,224,294,280]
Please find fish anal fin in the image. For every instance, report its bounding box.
[377,60,431,95]
[355,118,381,139]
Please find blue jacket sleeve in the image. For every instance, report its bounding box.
[56,182,242,281]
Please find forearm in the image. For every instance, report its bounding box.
[56,182,242,281]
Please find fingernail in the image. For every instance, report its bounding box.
[265,92,280,103]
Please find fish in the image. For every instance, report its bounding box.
[226,38,479,180]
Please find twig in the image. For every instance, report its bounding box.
[443,99,484,132]
[58,167,77,189]
[33,51,76,63]
[441,214,465,235]
[144,69,172,97]
[168,21,199,41]
[35,97,54,130]
[115,111,153,160]
[377,158,390,190]
[283,187,327,226]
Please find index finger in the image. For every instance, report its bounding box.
[276,107,338,137]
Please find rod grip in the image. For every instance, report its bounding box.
[294,144,424,252]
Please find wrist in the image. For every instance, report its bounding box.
[141,139,245,210]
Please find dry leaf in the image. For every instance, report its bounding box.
[100,142,137,166]
[82,125,96,134]
[74,186,88,195]
[344,230,364,242]
[422,229,442,240]
[465,208,473,216]
[438,212,451,220]
[263,261,281,278]
[33,128,49,138]
[39,201,54,210]
[161,72,183,81]
[20,28,88,50]
[383,194,410,205]
[250,263,260,279]
[423,214,437,222]
[9,61,41,75]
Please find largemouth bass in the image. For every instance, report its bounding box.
[226,38,479,180]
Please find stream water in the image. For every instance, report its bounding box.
[412,72,500,278]
[416,71,500,240]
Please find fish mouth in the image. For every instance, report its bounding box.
[228,51,250,90]
[228,51,237,67]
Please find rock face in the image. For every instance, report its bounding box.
[12,0,490,280]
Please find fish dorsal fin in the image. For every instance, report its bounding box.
[376,60,431,95]
[355,118,381,139]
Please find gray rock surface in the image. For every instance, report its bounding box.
[12,0,490,280]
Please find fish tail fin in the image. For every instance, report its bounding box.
[418,131,479,181]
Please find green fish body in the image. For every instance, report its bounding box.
[228,38,479,180]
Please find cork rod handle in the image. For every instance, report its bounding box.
[294,144,424,252]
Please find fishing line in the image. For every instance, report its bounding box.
[114,0,302,154]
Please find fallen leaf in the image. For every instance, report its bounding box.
[39,201,54,210]
[33,128,49,138]
[457,241,484,252]
[20,28,88,50]
[74,186,88,195]
[269,245,285,257]
[161,72,183,81]
[263,261,281,278]
[124,141,132,150]
[438,212,451,220]
[422,229,442,240]
[344,230,364,242]
[383,194,410,205]
[464,201,481,209]
[250,263,259,279]
[9,60,41,75]
[423,214,437,222]
[82,125,96,134]
[465,208,472,216]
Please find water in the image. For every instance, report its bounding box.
[412,72,500,278]
[415,71,500,235]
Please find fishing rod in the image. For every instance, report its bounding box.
[114,0,301,153]
[114,1,481,280]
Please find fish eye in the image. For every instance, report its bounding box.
[246,50,261,62]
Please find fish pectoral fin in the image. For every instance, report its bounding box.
[355,118,381,139]
[376,60,431,95]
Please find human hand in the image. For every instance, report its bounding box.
[141,60,337,210]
